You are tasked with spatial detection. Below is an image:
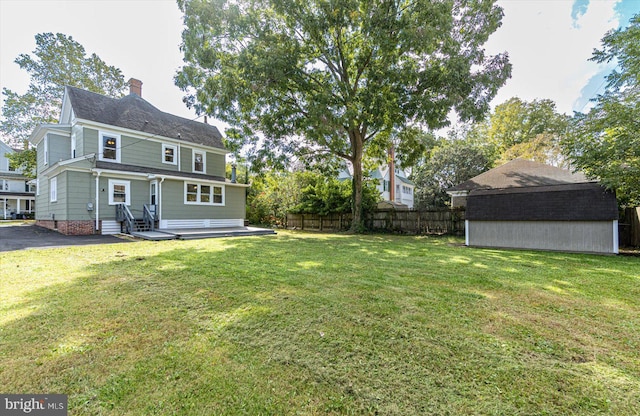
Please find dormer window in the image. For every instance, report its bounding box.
[99,131,121,163]
[193,149,206,173]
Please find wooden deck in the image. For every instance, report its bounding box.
[131,226,276,241]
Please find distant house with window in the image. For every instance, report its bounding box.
[29,79,248,235]
[0,140,36,219]
[339,152,415,209]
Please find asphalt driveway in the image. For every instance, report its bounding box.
[0,223,130,252]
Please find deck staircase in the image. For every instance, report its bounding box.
[116,203,162,235]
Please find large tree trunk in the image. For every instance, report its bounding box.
[350,131,365,232]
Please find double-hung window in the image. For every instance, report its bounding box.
[50,177,57,202]
[184,182,223,205]
[163,144,177,165]
[192,149,206,173]
[99,132,121,163]
[108,179,131,205]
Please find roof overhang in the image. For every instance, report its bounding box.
[28,124,72,146]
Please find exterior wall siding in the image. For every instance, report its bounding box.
[179,145,191,173]
[84,127,225,175]
[207,152,225,177]
[97,176,150,221]
[48,133,70,165]
[120,134,179,171]
[37,172,68,220]
[467,220,616,254]
[66,171,96,220]
[35,177,49,220]
[160,179,245,220]
[83,127,99,155]
[72,124,84,157]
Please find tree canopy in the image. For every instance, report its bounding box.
[412,129,494,209]
[563,14,640,206]
[474,97,569,166]
[176,0,511,229]
[1,33,127,146]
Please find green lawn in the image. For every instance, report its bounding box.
[1,231,639,415]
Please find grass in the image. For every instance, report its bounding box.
[1,231,639,415]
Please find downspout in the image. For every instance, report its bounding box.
[95,171,101,232]
[158,177,165,225]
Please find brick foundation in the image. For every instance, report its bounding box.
[36,220,101,235]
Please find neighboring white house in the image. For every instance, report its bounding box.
[339,156,415,209]
[0,140,36,219]
[371,165,415,209]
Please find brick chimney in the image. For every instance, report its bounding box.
[128,78,143,97]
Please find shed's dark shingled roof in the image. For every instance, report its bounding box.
[466,183,618,221]
[448,159,590,192]
[95,161,226,182]
[66,86,225,150]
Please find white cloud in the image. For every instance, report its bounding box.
[485,0,621,114]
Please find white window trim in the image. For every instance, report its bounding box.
[162,143,178,165]
[108,179,131,205]
[99,131,121,163]
[184,181,224,206]
[43,135,48,166]
[36,178,39,196]
[192,149,206,173]
[50,177,57,202]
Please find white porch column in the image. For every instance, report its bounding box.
[2,198,6,219]
[16,198,21,214]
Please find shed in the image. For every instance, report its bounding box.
[465,183,619,254]
[446,159,590,208]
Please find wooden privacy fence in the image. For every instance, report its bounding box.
[286,208,466,235]
[619,207,640,247]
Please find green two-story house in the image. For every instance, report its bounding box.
[29,79,247,235]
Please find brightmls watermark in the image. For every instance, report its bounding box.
[1,395,67,415]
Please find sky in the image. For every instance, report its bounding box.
[0,0,639,134]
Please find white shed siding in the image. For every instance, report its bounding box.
[467,220,617,254]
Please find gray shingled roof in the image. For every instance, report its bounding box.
[448,159,591,192]
[466,183,618,221]
[66,86,225,150]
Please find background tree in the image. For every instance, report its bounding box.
[1,33,127,174]
[412,129,494,209]
[246,169,379,225]
[5,148,37,178]
[176,0,511,230]
[563,14,640,206]
[476,97,569,166]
